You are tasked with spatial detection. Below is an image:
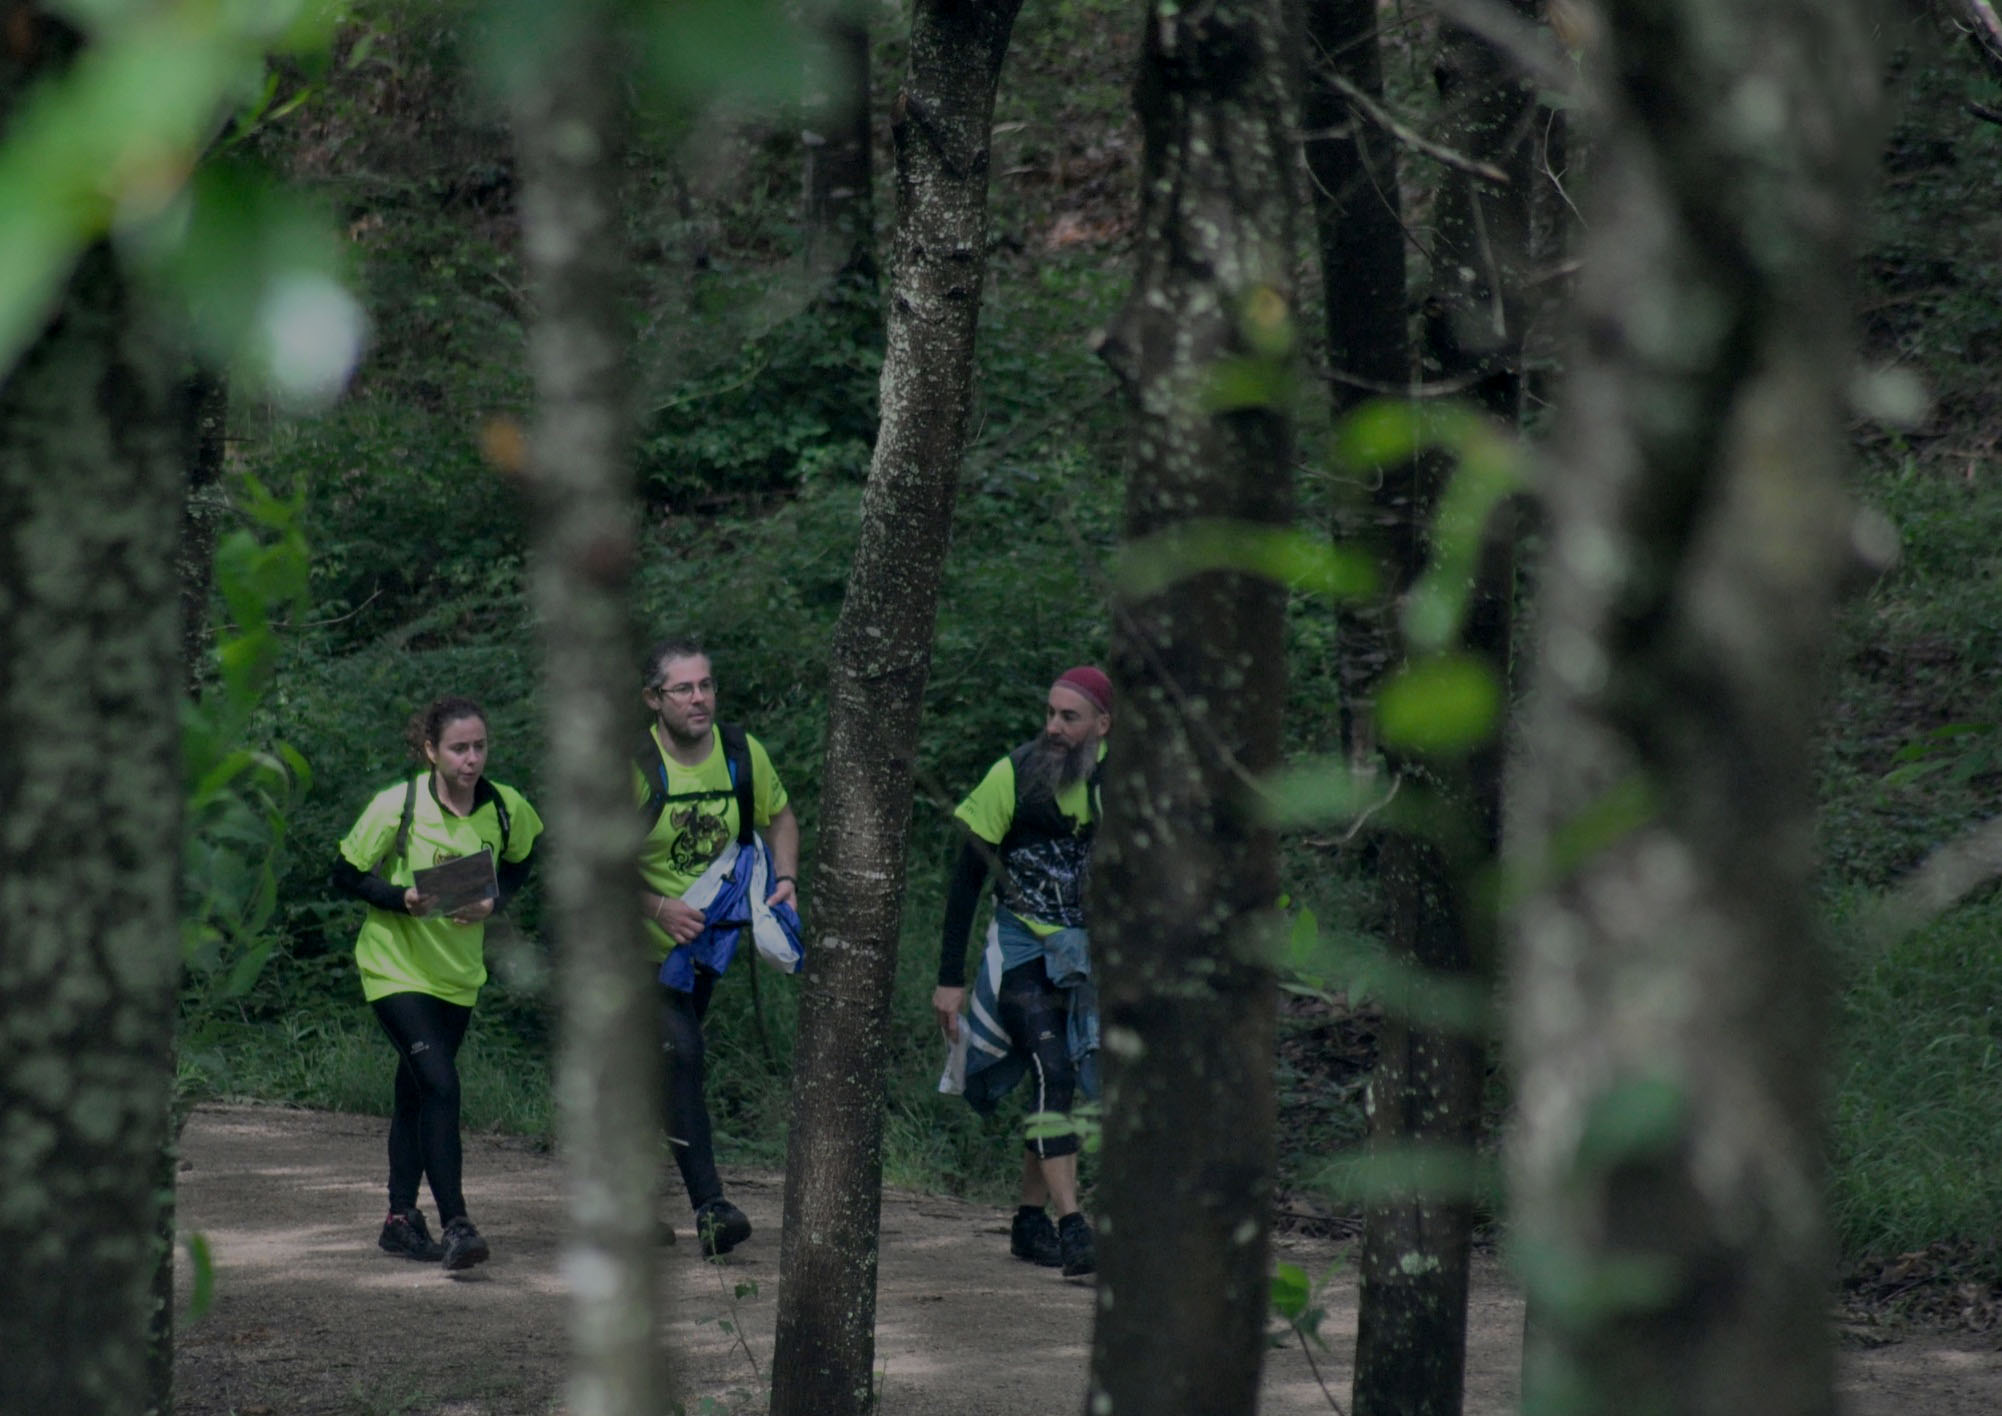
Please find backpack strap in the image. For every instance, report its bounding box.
[473,777,513,859]
[636,725,754,843]
[371,775,419,878]
[637,732,672,831]
[720,721,755,847]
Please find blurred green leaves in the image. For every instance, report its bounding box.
[1377,653,1501,757]
[477,0,818,112]
[1334,399,1526,655]
[183,475,313,1002]
[0,0,364,401]
[1114,518,1377,602]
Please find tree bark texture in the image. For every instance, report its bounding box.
[512,14,663,1416]
[1301,0,1410,417]
[0,234,186,1414]
[1421,0,1540,421]
[1300,0,1417,759]
[769,4,1021,1413]
[1085,4,1296,1414]
[1348,10,1538,1412]
[802,4,876,285]
[1507,3,1880,1414]
[176,366,227,696]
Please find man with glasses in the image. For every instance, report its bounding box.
[636,636,800,1256]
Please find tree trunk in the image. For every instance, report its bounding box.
[1301,0,1410,419]
[1300,0,1417,761]
[1084,3,1296,1413]
[802,4,876,286]
[1421,0,1539,422]
[0,232,187,1414]
[176,366,228,695]
[1348,9,1538,1412]
[512,12,663,1416]
[768,4,1021,1413]
[1507,2,1880,1413]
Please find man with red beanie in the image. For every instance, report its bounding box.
[933,666,1111,1278]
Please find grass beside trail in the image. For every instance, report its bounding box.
[1829,893,2002,1265]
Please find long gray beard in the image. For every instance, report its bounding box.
[1019,734,1095,799]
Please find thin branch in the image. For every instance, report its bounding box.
[1957,0,2002,78]
[1300,73,1511,185]
[1864,813,2002,945]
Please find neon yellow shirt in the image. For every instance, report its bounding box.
[953,743,1100,936]
[339,775,543,1006]
[636,724,788,961]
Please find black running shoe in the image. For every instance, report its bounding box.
[695,1199,752,1259]
[1058,1212,1095,1278]
[441,1215,490,1271]
[1009,1207,1062,1267]
[379,1209,444,1262]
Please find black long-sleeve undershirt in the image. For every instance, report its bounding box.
[936,836,994,989]
[330,855,410,913]
[329,851,534,914]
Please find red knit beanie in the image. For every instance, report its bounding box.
[1053,665,1112,714]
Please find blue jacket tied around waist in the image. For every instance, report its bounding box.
[657,833,804,993]
[938,913,1100,1112]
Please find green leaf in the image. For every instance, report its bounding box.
[1203,354,1296,412]
[1376,655,1501,756]
[1115,519,1377,602]
[1314,1142,1500,1207]
[1270,1261,1311,1320]
[184,1231,215,1320]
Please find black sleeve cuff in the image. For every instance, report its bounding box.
[496,852,534,910]
[330,855,410,914]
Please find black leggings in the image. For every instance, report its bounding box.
[996,961,1079,1160]
[371,991,473,1222]
[657,968,723,1210]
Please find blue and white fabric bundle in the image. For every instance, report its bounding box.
[657,833,804,992]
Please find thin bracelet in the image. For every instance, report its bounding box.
[774,874,796,886]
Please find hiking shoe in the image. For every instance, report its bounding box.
[379,1209,444,1262]
[1058,1212,1095,1277]
[441,1215,490,1271]
[695,1199,752,1259]
[1009,1207,1062,1267]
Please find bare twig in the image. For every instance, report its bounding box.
[1864,813,2002,945]
[1300,73,1511,185]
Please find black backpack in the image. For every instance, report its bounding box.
[636,722,755,846]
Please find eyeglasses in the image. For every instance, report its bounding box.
[654,677,717,702]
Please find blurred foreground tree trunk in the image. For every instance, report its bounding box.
[1084,2,1295,1412]
[0,27,186,1405]
[1347,8,1542,1413]
[802,0,875,286]
[769,4,1022,1413]
[511,9,663,1416]
[1507,2,1881,1413]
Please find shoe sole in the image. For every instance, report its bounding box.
[443,1237,490,1271]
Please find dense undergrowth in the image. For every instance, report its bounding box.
[179,0,2002,1270]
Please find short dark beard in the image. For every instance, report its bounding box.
[1019,733,1096,799]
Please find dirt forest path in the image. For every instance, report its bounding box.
[173,1105,2001,1416]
